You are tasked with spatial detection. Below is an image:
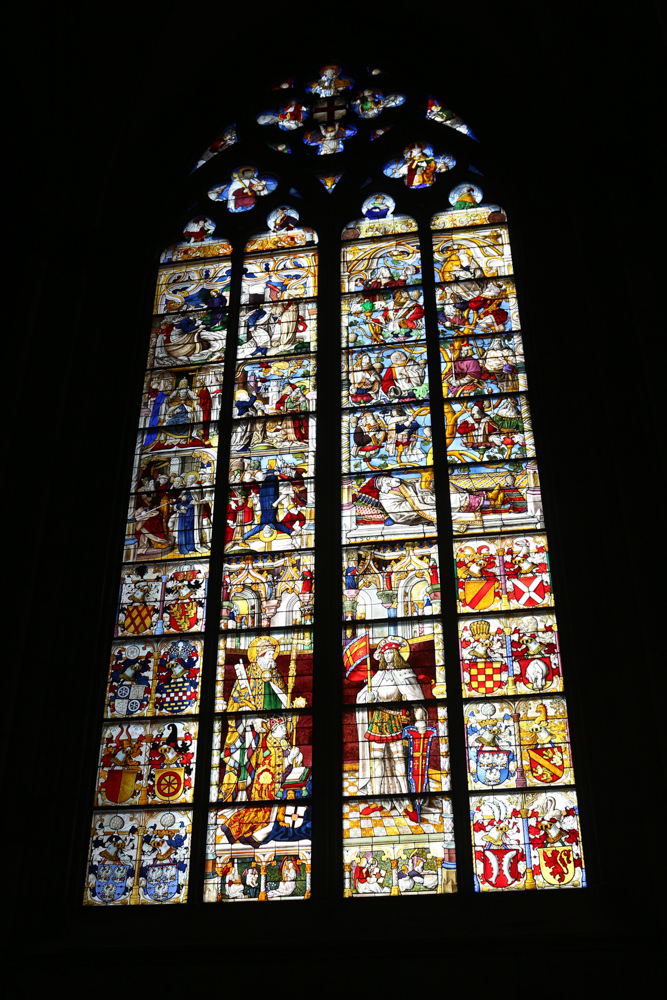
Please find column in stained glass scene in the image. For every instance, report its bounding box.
[340,194,455,898]
[206,208,317,901]
[432,189,585,891]
[84,223,233,905]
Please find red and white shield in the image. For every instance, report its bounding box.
[511,576,546,608]
[482,847,522,888]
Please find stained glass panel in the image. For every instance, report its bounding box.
[205,805,311,901]
[85,810,192,905]
[116,560,208,638]
[342,469,438,544]
[221,551,314,630]
[95,720,198,807]
[342,622,446,704]
[148,312,227,369]
[436,278,520,336]
[440,331,526,396]
[238,299,317,359]
[341,235,422,292]
[341,288,425,348]
[459,612,563,699]
[216,630,313,712]
[449,460,544,535]
[433,227,513,283]
[343,342,429,407]
[343,405,432,474]
[343,797,456,896]
[454,534,553,614]
[342,541,441,623]
[445,394,534,464]
[470,790,584,891]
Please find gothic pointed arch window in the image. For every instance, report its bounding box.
[83,62,585,905]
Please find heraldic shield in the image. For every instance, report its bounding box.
[476,747,511,786]
[167,600,198,632]
[115,683,146,716]
[95,863,129,902]
[124,605,154,635]
[525,746,564,784]
[105,769,139,803]
[144,863,179,901]
[154,767,185,802]
[468,660,504,694]
[464,579,496,611]
[537,846,575,885]
[482,847,522,888]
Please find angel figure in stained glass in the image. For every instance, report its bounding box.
[306,65,353,98]
[384,142,454,189]
[304,122,356,155]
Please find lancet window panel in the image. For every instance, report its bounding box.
[432,204,584,891]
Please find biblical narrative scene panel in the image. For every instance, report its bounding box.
[343,623,446,705]
[343,405,432,474]
[140,364,224,430]
[464,696,573,791]
[221,551,314,630]
[148,311,227,370]
[154,262,231,316]
[459,612,563,699]
[341,235,422,292]
[84,809,192,905]
[205,804,311,902]
[95,720,198,808]
[454,534,554,615]
[436,279,520,337]
[116,561,208,638]
[343,341,429,407]
[449,460,544,536]
[241,251,318,304]
[445,394,534,464]
[343,796,456,896]
[343,468,438,545]
[229,415,315,465]
[341,288,425,349]
[211,711,312,803]
[343,540,441,623]
[237,300,317,359]
[440,331,527,397]
[343,703,450,797]
[225,476,314,554]
[233,356,316,417]
[105,637,204,718]
[471,789,584,891]
[432,226,513,283]
[216,629,313,712]
[126,487,214,562]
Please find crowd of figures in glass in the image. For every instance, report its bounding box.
[340,197,455,897]
[205,209,317,901]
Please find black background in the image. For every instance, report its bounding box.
[8,1,664,987]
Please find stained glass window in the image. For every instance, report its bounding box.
[84,61,585,905]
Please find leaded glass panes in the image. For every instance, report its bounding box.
[85,67,588,906]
